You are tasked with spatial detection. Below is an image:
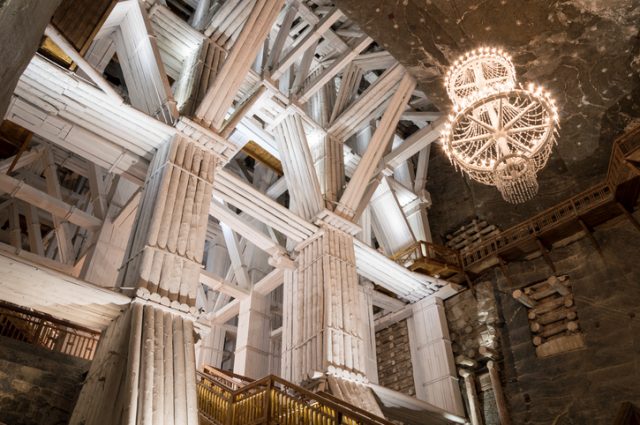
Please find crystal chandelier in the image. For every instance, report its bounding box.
[441,47,559,203]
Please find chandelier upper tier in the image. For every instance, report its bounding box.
[441,47,560,204]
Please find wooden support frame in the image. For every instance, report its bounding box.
[578,218,603,257]
[535,237,556,273]
[617,201,640,233]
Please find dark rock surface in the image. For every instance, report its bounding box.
[488,213,640,424]
[335,0,640,235]
[0,336,90,425]
[0,0,61,119]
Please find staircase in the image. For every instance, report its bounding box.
[196,367,393,425]
[197,367,464,425]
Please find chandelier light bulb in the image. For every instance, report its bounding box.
[442,47,560,204]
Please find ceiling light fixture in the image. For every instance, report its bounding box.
[441,48,559,204]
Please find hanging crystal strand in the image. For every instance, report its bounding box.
[441,47,559,204]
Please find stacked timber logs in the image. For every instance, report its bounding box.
[512,275,586,357]
[282,225,367,386]
[447,282,501,365]
[446,218,500,254]
[120,135,216,309]
[445,281,512,424]
[70,303,198,425]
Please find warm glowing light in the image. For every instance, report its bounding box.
[442,47,560,204]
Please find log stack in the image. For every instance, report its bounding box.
[69,302,198,425]
[512,275,586,357]
[446,218,500,254]
[120,135,216,310]
[282,225,366,385]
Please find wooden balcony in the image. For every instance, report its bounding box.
[393,126,640,279]
[0,301,100,360]
[461,126,640,274]
[391,241,466,284]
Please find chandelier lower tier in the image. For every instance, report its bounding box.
[441,48,559,204]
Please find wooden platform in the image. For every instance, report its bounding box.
[394,126,640,280]
[0,250,130,330]
[461,126,640,274]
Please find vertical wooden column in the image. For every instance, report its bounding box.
[196,324,226,370]
[71,134,217,424]
[487,361,512,425]
[233,290,271,379]
[307,80,344,207]
[120,135,216,309]
[460,370,484,425]
[70,303,199,425]
[281,225,383,415]
[358,281,378,384]
[407,296,465,416]
[273,113,324,220]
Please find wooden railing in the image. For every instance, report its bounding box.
[391,240,462,270]
[459,182,614,268]
[459,128,640,270]
[392,127,640,274]
[197,367,394,425]
[0,302,100,360]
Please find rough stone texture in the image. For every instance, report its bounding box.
[0,0,61,119]
[0,335,89,425]
[334,0,640,235]
[445,281,503,424]
[445,281,501,359]
[487,212,640,424]
[376,320,416,397]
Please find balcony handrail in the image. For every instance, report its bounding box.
[452,128,639,270]
[197,367,395,425]
[0,301,100,360]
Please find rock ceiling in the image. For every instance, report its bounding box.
[336,0,640,236]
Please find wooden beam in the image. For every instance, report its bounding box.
[296,35,372,103]
[0,147,42,175]
[371,290,406,313]
[253,267,285,295]
[270,8,343,80]
[617,201,640,233]
[220,222,251,290]
[336,71,415,220]
[535,237,556,273]
[209,200,286,256]
[0,173,102,230]
[383,116,447,169]
[196,0,285,130]
[211,299,240,324]
[200,269,249,299]
[44,24,123,103]
[578,218,603,257]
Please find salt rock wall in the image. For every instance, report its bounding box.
[0,336,89,425]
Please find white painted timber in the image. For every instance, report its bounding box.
[0,252,130,330]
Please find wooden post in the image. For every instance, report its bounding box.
[460,369,484,425]
[578,219,603,257]
[487,361,512,425]
[498,257,516,288]
[616,201,640,233]
[535,238,556,273]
